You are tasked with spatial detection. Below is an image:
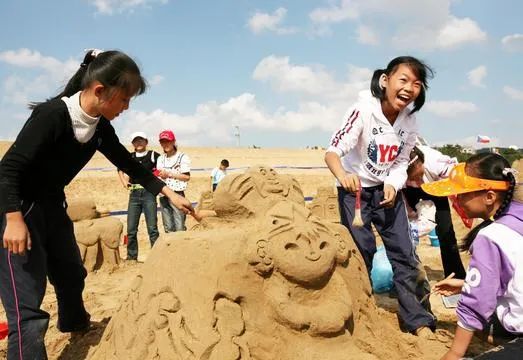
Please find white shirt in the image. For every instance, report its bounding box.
[326,90,418,191]
[211,167,227,185]
[418,145,457,182]
[61,91,100,143]
[156,151,191,192]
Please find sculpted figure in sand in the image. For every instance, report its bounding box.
[93,168,430,360]
[244,202,352,335]
[308,186,340,222]
[67,199,122,271]
[212,165,304,218]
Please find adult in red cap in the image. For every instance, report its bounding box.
[156,130,191,232]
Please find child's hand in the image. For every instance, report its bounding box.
[433,273,464,296]
[379,184,396,208]
[338,173,360,193]
[158,170,170,179]
[3,212,31,255]
[166,191,194,214]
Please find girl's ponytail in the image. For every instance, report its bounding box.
[370,69,385,99]
[29,49,145,109]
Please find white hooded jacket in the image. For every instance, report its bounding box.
[327,90,418,191]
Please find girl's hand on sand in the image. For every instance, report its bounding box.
[3,212,31,255]
[379,184,396,208]
[432,273,464,296]
[339,173,360,193]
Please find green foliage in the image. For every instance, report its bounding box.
[498,148,523,166]
[434,144,471,162]
[434,145,522,166]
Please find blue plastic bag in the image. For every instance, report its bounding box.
[370,245,393,293]
[428,228,440,247]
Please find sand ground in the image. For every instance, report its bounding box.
[1,143,517,359]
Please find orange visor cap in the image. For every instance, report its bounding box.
[421,163,510,197]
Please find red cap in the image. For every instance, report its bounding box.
[159,130,175,142]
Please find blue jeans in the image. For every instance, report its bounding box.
[126,188,159,260]
[159,195,186,232]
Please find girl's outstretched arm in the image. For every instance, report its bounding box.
[441,326,474,360]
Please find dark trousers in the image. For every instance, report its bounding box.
[338,186,436,332]
[403,186,466,279]
[126,188,159,260]
[0,200,90,360]
[159,194,186,232]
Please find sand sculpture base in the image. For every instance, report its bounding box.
[92,166,428,360]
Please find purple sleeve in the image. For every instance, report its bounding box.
[456,235,514,331]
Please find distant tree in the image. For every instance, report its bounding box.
[435,144,470,162]
[498,148,523,166]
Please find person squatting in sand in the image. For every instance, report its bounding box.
[0,49,194,359]
[404,145,466,279]
[324,56,437,336]
[423,153,522,360]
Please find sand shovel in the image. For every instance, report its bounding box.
[0,322,8,340]
[352,181,364,228]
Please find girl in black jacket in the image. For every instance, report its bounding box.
[0,49,194,359]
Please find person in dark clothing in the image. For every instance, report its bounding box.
[118,132,161,261]
[0,49,194,360]
[403,145,466,280]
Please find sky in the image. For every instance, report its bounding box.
[0,0,522,149]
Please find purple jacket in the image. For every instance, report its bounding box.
[457,201,523,333]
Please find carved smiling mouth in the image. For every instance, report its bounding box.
[305,253,321,261]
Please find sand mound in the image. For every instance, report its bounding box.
[91,166,447,360]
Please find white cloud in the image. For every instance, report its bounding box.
[309,0,487,51]
[252,55,369,102]
[425,100,478,118]
[309,0,358,24]
[148,75,165,86]
[467,65,487,88]
[0,49,78,105]
[120,94,339,146]
[356,25,379,45]
[503,86,523,101]
[119,57,374,145]
[87,0,168,15]
[0,48,77,77]
[502,34,523,52]
[435,17,486,49]
[247,8,297,35]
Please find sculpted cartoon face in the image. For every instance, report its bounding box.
[249,202,348,286]
[246,165,286,197]
[269,226,338,285]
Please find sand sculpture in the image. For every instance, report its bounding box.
[67,199,123,272]
[308,186,340,222]
[91,166,425,360]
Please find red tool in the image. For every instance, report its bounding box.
[0,322,8,340]
[352,182,364,227]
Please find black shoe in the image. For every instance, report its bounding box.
[58,312,91,333]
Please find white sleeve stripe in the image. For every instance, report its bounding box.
[331,110,360,147]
